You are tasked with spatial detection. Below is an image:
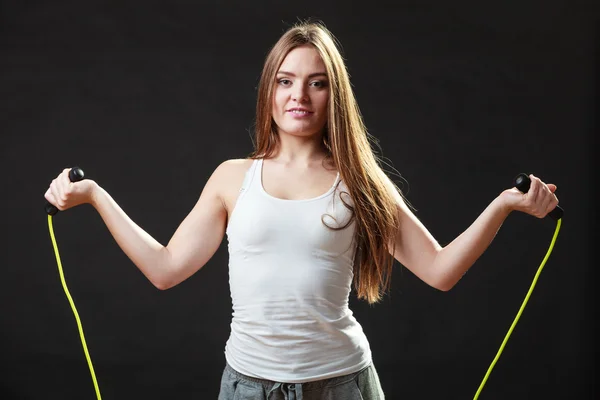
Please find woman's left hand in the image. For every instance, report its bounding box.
[501,174,559,218]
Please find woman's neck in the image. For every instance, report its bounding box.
[271,133,328,166]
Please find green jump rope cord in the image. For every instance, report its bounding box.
[473,217,562,399]
[48,214,102,400]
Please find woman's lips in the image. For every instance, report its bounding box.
[287,108,313,117]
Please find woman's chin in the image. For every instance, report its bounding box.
[278,125,324,138]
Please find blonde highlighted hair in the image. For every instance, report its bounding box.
[251,21,401,304]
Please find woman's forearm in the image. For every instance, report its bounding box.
[89,182,172,288]
[433,195,511,291]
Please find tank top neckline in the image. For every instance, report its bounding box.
[256,158,340,203]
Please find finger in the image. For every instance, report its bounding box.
[533,176,552,218]
[62,168,78,196]
[534,178,558,217]
[44,188,53,203]
[59,168,71,191]
[45,188,59,209]
[544,195,559,216]
[50,179,66,210]
[527,174,540,204]
[539,190,554,217]
[535,177,553,194]
[52,178,64,207]
[57,169,73,200]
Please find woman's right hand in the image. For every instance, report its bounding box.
[44,168,98,212]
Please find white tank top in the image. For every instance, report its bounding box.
[224,158,372,383]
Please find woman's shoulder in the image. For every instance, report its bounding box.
[215,158,255,177]
[208,158,256,193]
[210,158,256,212]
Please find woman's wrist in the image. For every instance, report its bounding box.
[87,180,102,208]
[493,190,514,218]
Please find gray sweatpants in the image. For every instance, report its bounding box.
[217,362,385,400]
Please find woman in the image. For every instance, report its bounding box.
[44,22,559,399]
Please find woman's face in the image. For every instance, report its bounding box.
[272,45,329,139]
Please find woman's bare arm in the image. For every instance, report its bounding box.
[385,174,558,291]
[44,160,246,289]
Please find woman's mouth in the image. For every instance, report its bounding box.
[287,108,313,117]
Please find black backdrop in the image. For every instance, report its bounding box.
[1,0,596,399]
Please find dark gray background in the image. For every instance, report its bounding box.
[1,0,596,398]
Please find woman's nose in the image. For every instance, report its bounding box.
[291,85,308,102]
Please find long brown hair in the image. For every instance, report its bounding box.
[251,21,401,304]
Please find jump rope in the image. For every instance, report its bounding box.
[45,168,563,399]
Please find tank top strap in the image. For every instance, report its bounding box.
[239,158,260,195]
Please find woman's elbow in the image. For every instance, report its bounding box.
[153,280,172,291]
[431,276,459,292]
[149,274,177,291]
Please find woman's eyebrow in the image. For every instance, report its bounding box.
[276,71,328,78]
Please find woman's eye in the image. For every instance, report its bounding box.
[277,78,327,88]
